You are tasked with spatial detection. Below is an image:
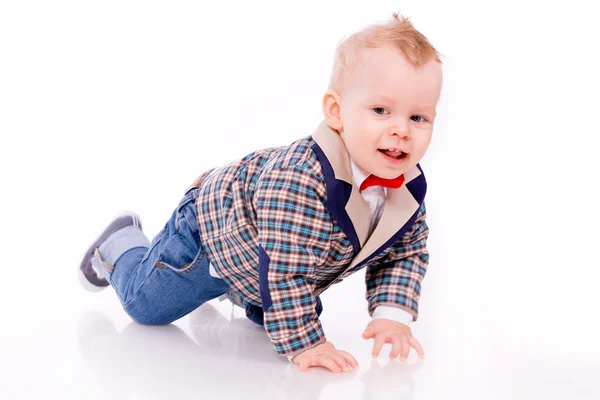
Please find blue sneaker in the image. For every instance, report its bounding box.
[78,212,142,292]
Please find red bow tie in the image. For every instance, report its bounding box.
[360,174,405,191]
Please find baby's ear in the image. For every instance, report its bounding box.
[322,89,342,131]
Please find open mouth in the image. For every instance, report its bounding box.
[378,148,408,160]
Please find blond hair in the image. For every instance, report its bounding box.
[329,13,443,92]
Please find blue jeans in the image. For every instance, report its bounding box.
[94,187,323,326]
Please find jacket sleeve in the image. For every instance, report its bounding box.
[254,165,332,357]
[365,202,430,322]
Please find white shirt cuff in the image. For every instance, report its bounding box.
[286,355,294,362]
[372,305,413,326]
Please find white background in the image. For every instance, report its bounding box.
[1,1,599,399]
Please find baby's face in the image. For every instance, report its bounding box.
[336,47,442,179]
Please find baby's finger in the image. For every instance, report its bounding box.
[338,350,359,368]
[389,335,402,359]
[330,353,351,372]
[409,337,425,358]
[362,326,376,339]
[318,355,342,373]
[400,336,410,360]
[298,356,311,372]
[371,335,386,358]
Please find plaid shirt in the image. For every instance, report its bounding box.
[192,121,429,357]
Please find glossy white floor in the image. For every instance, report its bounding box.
[3,201,599,400]
[2,1,599,398]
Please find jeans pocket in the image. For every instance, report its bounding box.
[175,188,200,233]
[156,253,203,274]
[156,227,205,274]
[151,190,203,274]
[140,226,167,266]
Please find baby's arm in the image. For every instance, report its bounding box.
[363,203,429,357]
[255,166,357,372]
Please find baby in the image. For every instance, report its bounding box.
[79,13,443,373]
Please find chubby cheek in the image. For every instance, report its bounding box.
[412,135,432,159]
[341,111,389,161]
[344,118,376,151]
[353,118,380,148]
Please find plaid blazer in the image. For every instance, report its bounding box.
[191,121,429,357]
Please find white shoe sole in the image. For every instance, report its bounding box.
[78,210,142,292]
[78,268,108,292]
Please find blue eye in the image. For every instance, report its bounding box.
[373,107,388,115]
[411,115,426,122]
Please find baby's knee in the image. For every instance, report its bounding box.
[124,301,175,326]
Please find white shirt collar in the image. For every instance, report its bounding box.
[350,158,387,195]
[350,158,369,189]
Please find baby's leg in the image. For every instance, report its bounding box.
[88,188,230,325]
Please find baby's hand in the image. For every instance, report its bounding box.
[291,341,358,373]
[362,319,425,360]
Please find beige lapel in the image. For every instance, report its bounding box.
[312,122,371,247]
[346,166,422,268]
[311,121,422,266]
